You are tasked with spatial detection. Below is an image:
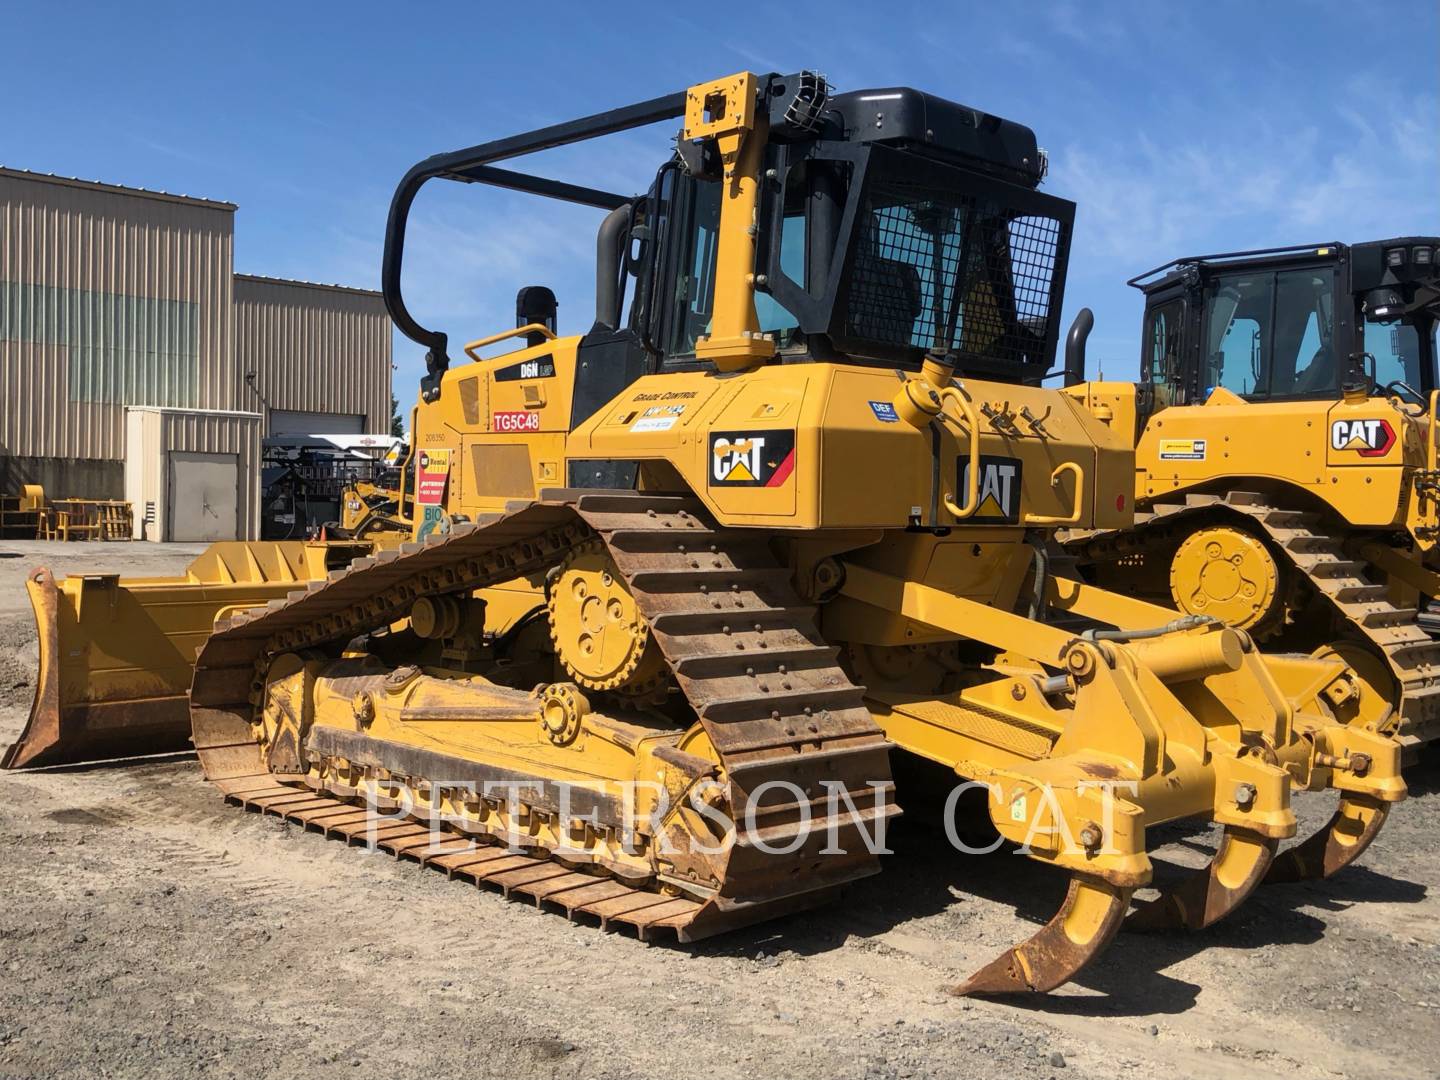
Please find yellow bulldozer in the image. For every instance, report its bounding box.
[4,72,1407,995]
[332,479,412,547]
[1065,240,1440,751]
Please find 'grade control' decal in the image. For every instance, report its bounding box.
[494,356,556,381]
[709,431,796,487]
[957,455,1024,523]
[1330,417,1395,457]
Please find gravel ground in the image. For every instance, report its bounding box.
[0,540,1437,1080]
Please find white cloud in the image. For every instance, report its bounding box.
[1055,87,1437,269]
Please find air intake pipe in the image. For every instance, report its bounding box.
[1064,307,1093,387]
[593,203,634,332]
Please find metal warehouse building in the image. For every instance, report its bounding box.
[235,274,391,436]
[0,166,392,541]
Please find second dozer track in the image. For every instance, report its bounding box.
[1072,490,1440,747]
[190,491,899,939]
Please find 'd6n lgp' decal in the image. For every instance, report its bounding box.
[708,431,796,487]
[1330,417,1395,457]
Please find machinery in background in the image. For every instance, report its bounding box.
[0,485,47,538]
[332,479,412,547]
[0,484,132,541]
[1065,240,1440,749]
[260,433,407,540]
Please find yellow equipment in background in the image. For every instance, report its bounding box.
[9,73,1406,994]
[0,485,47,538]
[0,485,133,541]
[334,480,410,548]
[1064,241,1440,749]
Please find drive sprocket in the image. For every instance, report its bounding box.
[548,538,668,696]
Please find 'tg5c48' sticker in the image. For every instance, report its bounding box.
[709,431,796,487]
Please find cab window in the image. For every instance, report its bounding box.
[1142,299,1184,387]
[1270,270,1335,395]
[665,179,722,360]
[1201,265,1337,399]
[754,218,803,336]
[1365,319,1427,389]
[663,178,802,363]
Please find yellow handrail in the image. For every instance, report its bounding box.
[1026,462,1085,526]
[396,403,419,524]
[939,385,981,520]
[1429,389,1438,475]
[462,323,557,363]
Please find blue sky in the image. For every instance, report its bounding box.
[5,1,1436,400]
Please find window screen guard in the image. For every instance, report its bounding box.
[760,143,1075,377]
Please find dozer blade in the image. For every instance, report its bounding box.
[3,543,362,770]
[1125,826,1277,932]
[1265,793,1390,883]
[951,874,1132,996]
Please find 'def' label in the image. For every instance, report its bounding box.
[494,356,556,381]
[1157,438,1207,461]
[709,431,796,487]
[493,410,541,433]
[868,400,900,423]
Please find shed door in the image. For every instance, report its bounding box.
[167,451,238,541]
[269,409,364,435]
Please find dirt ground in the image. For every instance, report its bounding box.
[0,541,1436,1080]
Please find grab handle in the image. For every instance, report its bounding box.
[1025,462,1084,526]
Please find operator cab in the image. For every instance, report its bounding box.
[626,82,1073,385]
[1128,240,1440,410]
[382,71,1076,411]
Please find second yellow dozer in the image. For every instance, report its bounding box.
[331,475,413,547]
[1062,240,1440,752]
[11,72,1405,995]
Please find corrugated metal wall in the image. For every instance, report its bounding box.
[159,407,262,540]
[234,275,391,433]
[125,407,262,540]
[0,169,236,461]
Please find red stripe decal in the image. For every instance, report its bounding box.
[765,449,795,488]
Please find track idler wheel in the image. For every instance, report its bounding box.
[951,874,1132,996]
[1168,526,1282,633]
[1124,826,1277,932]
[1265,793,1390,883]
